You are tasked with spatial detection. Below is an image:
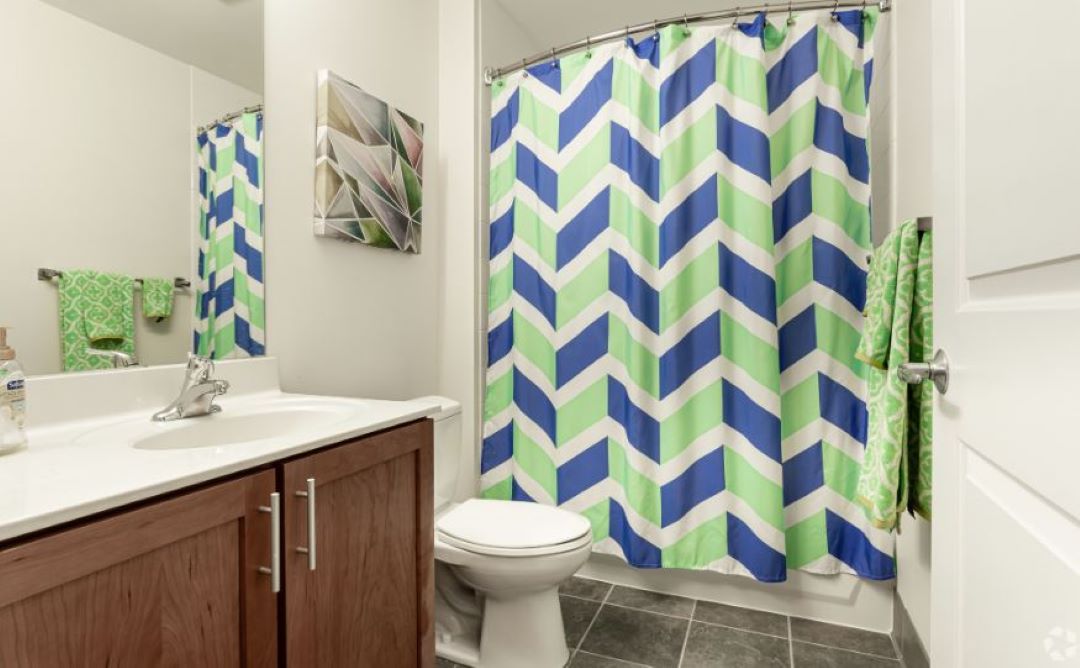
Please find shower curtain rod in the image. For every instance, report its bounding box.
[196,104,264,135]
[483,0,891,84]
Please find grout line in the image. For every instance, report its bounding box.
[560,592,611,604]
[676,600,696,668]
[790,639,902,662]
[890,630,907,668]
[570,583,613,656]
[574,651,651,668]
[788,616,795,667]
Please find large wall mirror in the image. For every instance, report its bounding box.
[0,0,265,375]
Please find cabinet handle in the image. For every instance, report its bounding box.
[257,492,281,593]
[295,477,316,570]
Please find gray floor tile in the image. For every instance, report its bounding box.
[579,605,688,668]
[605,585,695,618]
[562,576,613,601]
[792,641,901,667]
[569,650,650,667]
[682,622,791,668]
[693,600,790,638]
[790,618,897,659]
[562,595,602,648]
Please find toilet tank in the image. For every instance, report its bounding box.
[414,396,463,514]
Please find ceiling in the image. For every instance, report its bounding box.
[493,0,740,55]
[41,0,263,92]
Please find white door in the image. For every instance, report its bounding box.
[931,0,1080,666]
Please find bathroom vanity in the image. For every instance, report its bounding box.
[0,358,437,667]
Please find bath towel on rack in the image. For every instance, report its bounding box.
[855,220,933,531]
[59,270,136,371]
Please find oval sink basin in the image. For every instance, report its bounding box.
[133,406,354,451]
[71,394,369,451]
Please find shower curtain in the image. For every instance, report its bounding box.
[482,9,893,581]
[195,112,266,359]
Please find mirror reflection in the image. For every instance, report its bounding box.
[0,0,265,375]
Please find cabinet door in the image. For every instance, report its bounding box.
[0,470,279,667]
[283,420,434,667]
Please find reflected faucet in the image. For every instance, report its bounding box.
[86,348,139,368]
[151,354,230,422]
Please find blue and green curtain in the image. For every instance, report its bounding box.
[482,9,893,581]
[195,112,266,359]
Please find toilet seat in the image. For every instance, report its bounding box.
[436,499,592,558]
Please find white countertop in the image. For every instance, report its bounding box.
[0,359,440,543]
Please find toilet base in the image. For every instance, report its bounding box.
[479,586,569,668]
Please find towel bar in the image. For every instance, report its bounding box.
[37,268,190,289]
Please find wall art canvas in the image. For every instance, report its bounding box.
[314,69,423,253]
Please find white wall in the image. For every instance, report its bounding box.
[890,0,933,650]
[436,0,482,499]
[263,0,441,399]
[0,0,258,375]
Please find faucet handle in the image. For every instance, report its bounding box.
[187,353,215,378]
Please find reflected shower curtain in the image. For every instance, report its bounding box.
[482,9,893,581]
[195,112,266,359]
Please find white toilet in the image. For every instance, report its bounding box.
[423,397,593,668]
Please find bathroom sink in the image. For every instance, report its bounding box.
[71,395,366,451]
[133,408,349,450]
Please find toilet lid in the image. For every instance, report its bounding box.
[436,499,591,551]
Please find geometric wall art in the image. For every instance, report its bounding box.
[314,69,423,253]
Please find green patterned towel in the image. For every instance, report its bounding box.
[141,277,174,320]
[855,220,933,530]
[59,270,136,371]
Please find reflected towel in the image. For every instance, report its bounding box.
[142,277,173,320]
[855,220,933,530]
[59,270,135,371]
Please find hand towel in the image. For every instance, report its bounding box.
[141,278,174,320]
[854,220,933,530]
[59,270,136,371]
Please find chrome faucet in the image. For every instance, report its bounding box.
[86,348,139,368]
[151,354,230,422]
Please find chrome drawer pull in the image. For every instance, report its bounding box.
[295,478,316,570]
[257,492,281,593]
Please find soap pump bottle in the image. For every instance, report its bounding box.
[0,327,27,454]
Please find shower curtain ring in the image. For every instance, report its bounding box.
[831,0,840,21]
[549,47,557,66]
[585,35,592,57]
[732,6,740,28]
[521,58,528,77]
[787,0,795,25]
[682,14,690,34]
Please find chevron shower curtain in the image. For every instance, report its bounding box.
[195,112,266,359]
[482,9,893,581]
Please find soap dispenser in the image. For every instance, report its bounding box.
[0,327,27,454]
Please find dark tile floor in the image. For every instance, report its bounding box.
[437,576,904,668]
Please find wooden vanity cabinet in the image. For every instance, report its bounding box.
[0,470,279,667]
[0,419,433,667]
[283,419,434,668]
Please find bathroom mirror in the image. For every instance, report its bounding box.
[0,0,265,375]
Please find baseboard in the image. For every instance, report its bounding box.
[576,553,895,632]
[892,594,931,668]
